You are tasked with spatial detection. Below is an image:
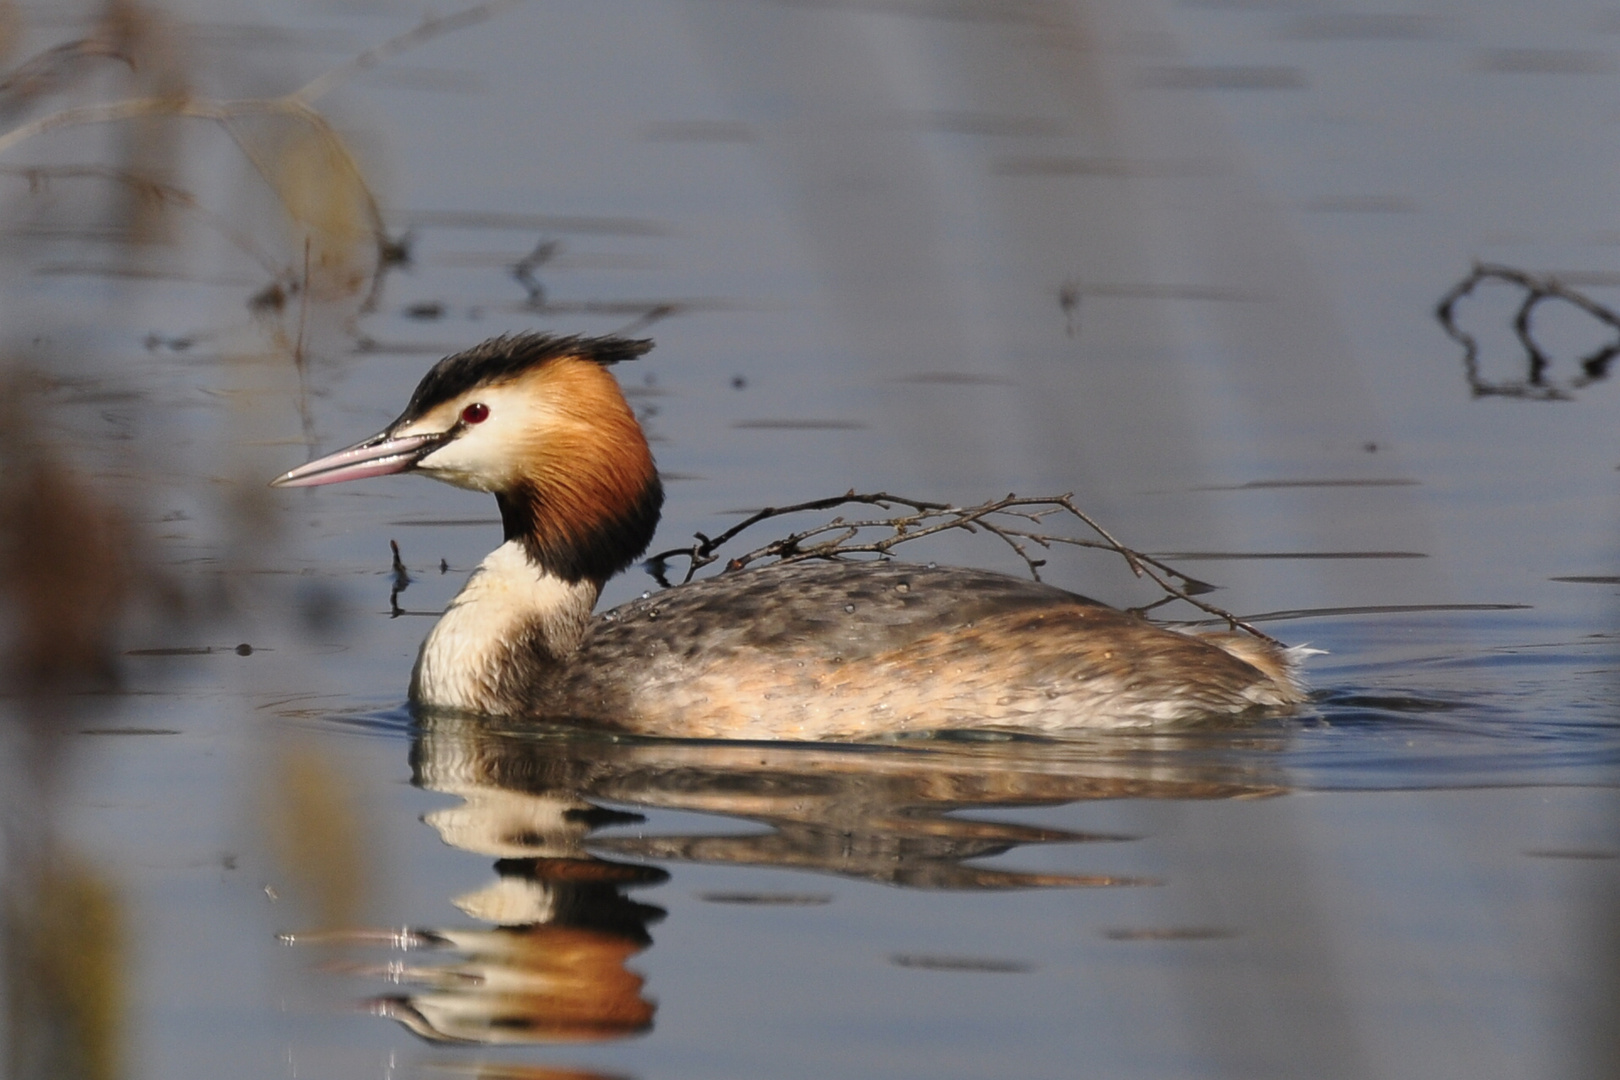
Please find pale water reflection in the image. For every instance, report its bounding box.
[288,717,1290,1046]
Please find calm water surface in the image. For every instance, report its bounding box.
[2,1,1618,1078]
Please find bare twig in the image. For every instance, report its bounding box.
[512,237,559,308]
[290,0,521,106]
[0,95,224,156]
[0,0,512,308]
[0,164,282,274]
[1436,261,1620,400]
[612,302,679,336]
[358,229,414,314]
[292,236,315,444]
[389,539,411,617]
[0,95,388,284]
[1058,278,1080,337]
[643,491,1279,645]
[0,38,134,123]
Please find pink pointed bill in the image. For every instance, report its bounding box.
[270,430,447,488]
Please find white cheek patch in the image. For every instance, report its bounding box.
[408,387,541,492]
[416,434,501,491]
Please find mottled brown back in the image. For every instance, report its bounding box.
[520,561,1302,738]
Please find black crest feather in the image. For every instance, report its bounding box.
[396,333,654,423]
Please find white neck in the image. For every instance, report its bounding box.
[410,540,600,714]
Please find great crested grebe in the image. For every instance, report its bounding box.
[272,333,1307,739]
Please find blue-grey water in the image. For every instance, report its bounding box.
[1,1,1617,1078]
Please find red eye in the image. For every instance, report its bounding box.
[461,402,489,424]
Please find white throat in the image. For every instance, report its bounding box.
[410,540,599,714]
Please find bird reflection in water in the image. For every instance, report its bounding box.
[284,759,664,1045]
[360,864,663,1045]
[287,714,1286,1045]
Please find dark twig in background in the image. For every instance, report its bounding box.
[512,237,559,309]
[389,539,411,618]
[644,491,1283,645]
[1436,261,1620,400]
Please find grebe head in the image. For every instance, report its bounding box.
[272,334,663,586]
